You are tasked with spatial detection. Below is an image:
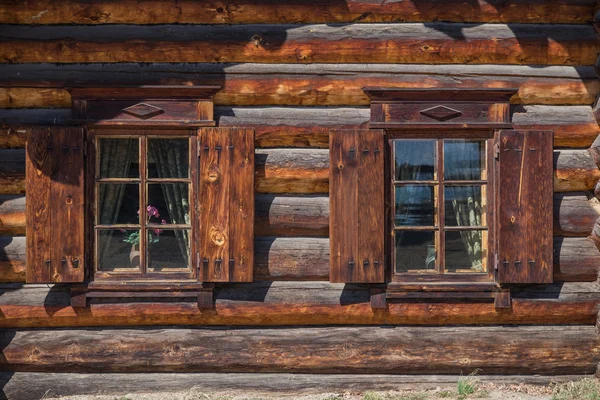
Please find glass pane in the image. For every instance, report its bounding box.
[147,183,190,225]
[395,231,436,273]
[147,229,190,272]
[395,185,435,226]
[444,140,485,181]
[98,184,139,225]
[97,229,141,271]
[147,138,189,179]
[444,186,484,227]
[98,138,139,178]
[445,230,487,273]
[394,139,436,181]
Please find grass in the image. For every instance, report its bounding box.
[552,377,600,400]
[456,371,481,399]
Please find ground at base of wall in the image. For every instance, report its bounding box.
[44,379,600,400]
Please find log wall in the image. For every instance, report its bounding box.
[1,0,600,382]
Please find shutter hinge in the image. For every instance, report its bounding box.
[196,252,200,276]
[494,142,500,160]
[494,253,499,270]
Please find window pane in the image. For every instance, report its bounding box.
[97,229,141,271]
[444,140,485,181]
[445,230,487,273]
[147,138,189,179]
[395,231,436,273]
[98,184,139,225]
[147,183,190,225]
[98,138,139,178]
[147,229,190,272]
[444,186,484,227]
[394,139,436,181]
[395,185,435,226]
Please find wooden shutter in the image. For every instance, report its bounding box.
[496,130,553,284]
[330,129,385,283]
[26,126,85,283]
[199,127,254,282]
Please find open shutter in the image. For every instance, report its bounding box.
[330,129,385,283]
[496,130,553,284]
[26,126,85,283]
[199,127,254,282]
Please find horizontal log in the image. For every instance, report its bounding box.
[0,149,597,194]
[0,195,25,235]
[0,372,586,400]
[0,0,594,25]
[1,325,598,374]
[1,24,598,65]
[554,192,599,237]
[255,237,329,280]
[0,236,25,283]
[553,237,600,282]
[1,63,598,108]
[0,281,598,328]
[2,105,599,149]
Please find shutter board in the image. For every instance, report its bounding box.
[199,127,254,282]
[497,130,553,284]
[26,127,85,283]
[330,129,385,283]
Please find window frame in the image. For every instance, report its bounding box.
[385,129,497,284]
[86,127,199,283]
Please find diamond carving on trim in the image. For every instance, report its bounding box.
[420,105,462,122]
[122,103,165,119]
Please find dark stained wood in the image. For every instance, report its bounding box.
[199,128,254,282]
[494,291,512,309]
[2,105,599,149]
[1,64,598,108]
[255,195,328,237]
[0,325,598,373]
[1,24,597,65]
[0,0,594,24]
[0,281,598,328]
[497,130,553,284]
[330,129,385,283]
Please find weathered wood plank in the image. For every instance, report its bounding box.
[255,195,329,237]
[2,105,599,149]
[0,372,587,400]
[1,64,598,108]
[0,0,594,25]
[1,24,598,65]
[0,325,598,373]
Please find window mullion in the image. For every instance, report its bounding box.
[437,139,445,275]
[140,135,147,276]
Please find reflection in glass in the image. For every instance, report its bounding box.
[98,184,139,225]
[97,229,140,271]
[444,186,484,227]
[444,140,485,180]
[394,140,436,181]
[395,185,435,226]
[445,230,486,273]
[395,231,436,273]
[147,229,190,271]
[98,138,139,178]
[147,183,190,225]
[148,138,189,179]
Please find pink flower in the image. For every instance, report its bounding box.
[153,228,162,235]
[161,219,166,224]
[146,205,160,219]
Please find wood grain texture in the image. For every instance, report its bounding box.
[255,237,329,281]
[1,63,598,108]
[0,325,598,373]
[0,281,598,328]
[1,24,597,65]
[2,105,599,149]
[0,235,25,283]
[0,195,25,235]
[255,195,329,237]
[554,193,599,237]
[0,373,587,400]
[0,0,594,24]
[554,236,600,282]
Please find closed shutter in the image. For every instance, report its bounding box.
[199,127,254,282]
[26,127,85,283]
[496,130,553,284]
[329,129,385,283]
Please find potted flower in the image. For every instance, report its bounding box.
[123,205,165,267]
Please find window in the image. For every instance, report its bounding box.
[391,136,493,282]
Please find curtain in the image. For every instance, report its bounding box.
[148,140,190,266]
[444,141,484,272]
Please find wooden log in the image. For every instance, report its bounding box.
[1,149,597,194]
[255,237,329,281]
[0,0,594,25]
[0,236,25,283]
[554,237,600,282]
[0,372,586,400]
[0,195,25,236]
[0,281,598,328]
[2,105,599,149]
[255,195,328,237]
[1,63,598,108]
[1,24,598,65]
[0,325,598,374]
[554,193,599,237]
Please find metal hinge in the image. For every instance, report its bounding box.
[494,253,499,270]
[494,142,500,160]
[196,252,200,276]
